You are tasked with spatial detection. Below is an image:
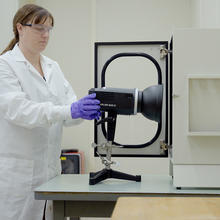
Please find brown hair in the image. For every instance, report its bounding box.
[1,4,54,55]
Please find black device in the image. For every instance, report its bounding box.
[89,85,163,122]
[60,149,80,174]
[89,87,136,115]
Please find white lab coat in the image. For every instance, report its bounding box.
[0,44,82,220]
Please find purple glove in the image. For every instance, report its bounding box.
[71,93,101,120]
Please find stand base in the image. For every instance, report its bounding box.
[89,168,141,185]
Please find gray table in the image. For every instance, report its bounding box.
[34,174,220,220]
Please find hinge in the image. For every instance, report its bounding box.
[160,140,172,151]
[160,45,172,59]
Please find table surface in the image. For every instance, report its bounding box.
[111,197,220,220]
[34,174,220,201]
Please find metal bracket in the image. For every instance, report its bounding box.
[160,45,172,59]
[96,151,116,167]
[160,140,172,151]
[92,142,120,169]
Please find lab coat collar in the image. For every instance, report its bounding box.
[40,54,53,67]
[11,44,27,62]
[11,43,53,66]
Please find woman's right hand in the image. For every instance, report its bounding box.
[70,93,101,120]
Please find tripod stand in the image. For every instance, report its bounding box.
[89,112,141,185]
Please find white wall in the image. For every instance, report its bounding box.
[0,0,18,52]
[192,0,220,28]
[95,0,192,42]
[35,0,96,172]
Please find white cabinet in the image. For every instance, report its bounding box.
[172,29,220,187]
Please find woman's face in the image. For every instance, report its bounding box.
[17,17,53,54]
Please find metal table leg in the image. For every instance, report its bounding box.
[54,201,65,220]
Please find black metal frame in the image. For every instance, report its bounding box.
[94,41,170,157]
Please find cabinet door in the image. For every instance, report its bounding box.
[94,41,169,157]
[173,29,220,165]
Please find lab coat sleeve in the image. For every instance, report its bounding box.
[62,79,83,127]
[53,62,83,127]
[0,59,75,129]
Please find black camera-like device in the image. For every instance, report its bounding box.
[89,85,163,122]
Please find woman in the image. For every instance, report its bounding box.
[0,4,100,220]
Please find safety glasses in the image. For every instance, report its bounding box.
[22,23,53,34]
